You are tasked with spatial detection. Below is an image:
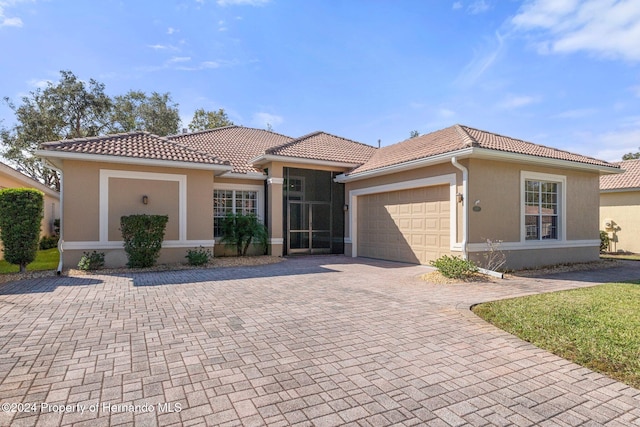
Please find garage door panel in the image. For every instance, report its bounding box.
[357,185,450,265]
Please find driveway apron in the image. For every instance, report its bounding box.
[0,256,639,426]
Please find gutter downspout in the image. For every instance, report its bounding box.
[451,157,468,260]
[45,161,64,275]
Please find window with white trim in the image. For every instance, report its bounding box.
[213,189,259,237]
[524,179,559,240]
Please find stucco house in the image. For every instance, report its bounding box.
[0,162,60,255]
[36,124,619,271]
[600,158,640,253]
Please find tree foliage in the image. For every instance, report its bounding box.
[120,214,168,268]
[188,108,234,132]
[219,212,267,256]
[0,188,44,272]
[111,91,180,136]
[1,71,112,190]
[622,149,640,160]
[410,130,420,138]
[1,70,182,190]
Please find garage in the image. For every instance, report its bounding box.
[356,185,450,264]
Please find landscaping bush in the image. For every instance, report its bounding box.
[0,188,43,272]
[120,214,168,268]
[219,212,268,256]
[39,235,59,250]
[600,230,610,253]
[430,255,478,279]
[77,251,105,271]
[185,246,213,266]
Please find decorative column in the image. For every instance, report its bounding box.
[267,168,284,257]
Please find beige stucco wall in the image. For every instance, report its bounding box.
[344,158,600,269]
[600,191,640,253]
[108,178,180,241]
[466,159,600,243]
[60,160,215,268]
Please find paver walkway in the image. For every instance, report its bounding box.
[0,256,639,426]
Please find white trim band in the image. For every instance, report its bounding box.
[63,240,216,250]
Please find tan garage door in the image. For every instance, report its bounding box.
[357,185,450,264]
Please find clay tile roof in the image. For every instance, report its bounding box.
[265,131,377,164]
[349,125,467,174]
[39,131,229,166]
[169,126,293,174]
[600,159,640,190]
[460,125,615,168]
[350,124,617,175]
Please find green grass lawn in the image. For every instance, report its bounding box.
[473,283,640,389]
[601,253,640,261]
[0,248,59,273]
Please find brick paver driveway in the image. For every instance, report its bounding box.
[1,256,639,426]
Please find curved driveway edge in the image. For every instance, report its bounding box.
[0,256,638,426]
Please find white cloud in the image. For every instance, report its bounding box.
[167,27,177,35]
[512,0,640,62]
[468,0,490,14]
[1,16,21,27]
[148,44,179,50]
[452,2,463,10]
[217,0,269,6]
[455,31,505,86]
[252,112,283,128]
[169,56,191,63]
[27,78,50,88]
[499,94,540,109]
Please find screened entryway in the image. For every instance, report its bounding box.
[283,168,345,255]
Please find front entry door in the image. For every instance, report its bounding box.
[288,202,331,254]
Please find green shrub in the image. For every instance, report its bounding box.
[39,235,59,250]
[185,246,213,266]
[219,212,268,256]
[600,230,610,253]
[53,219,60,235]
[120,214,168,268]
[77,251,105,271]
[430,255,478,279]
[0,188,44,272]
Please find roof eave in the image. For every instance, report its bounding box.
[335,147,620,183]
[470,148,621,174]
[250,154,361,169]
[219,171,267,181]
[600,187,640,193]
[0,162,60,197]
[35,150,233,174]
[335,148,474,183]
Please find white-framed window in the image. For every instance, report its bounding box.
[521,171,566,242]
[213,184,264,237]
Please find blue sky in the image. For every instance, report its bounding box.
[1,0,639,162]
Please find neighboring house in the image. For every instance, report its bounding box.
[36,125,619,271]
[600,158,640,253]
[0,162,60,259]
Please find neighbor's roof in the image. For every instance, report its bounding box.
[169,126,293,174]
[38,132,230,168]
[600,159,640,191]
[263,131,376,165]
[349,124,618,175]
[0,162,59,198]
